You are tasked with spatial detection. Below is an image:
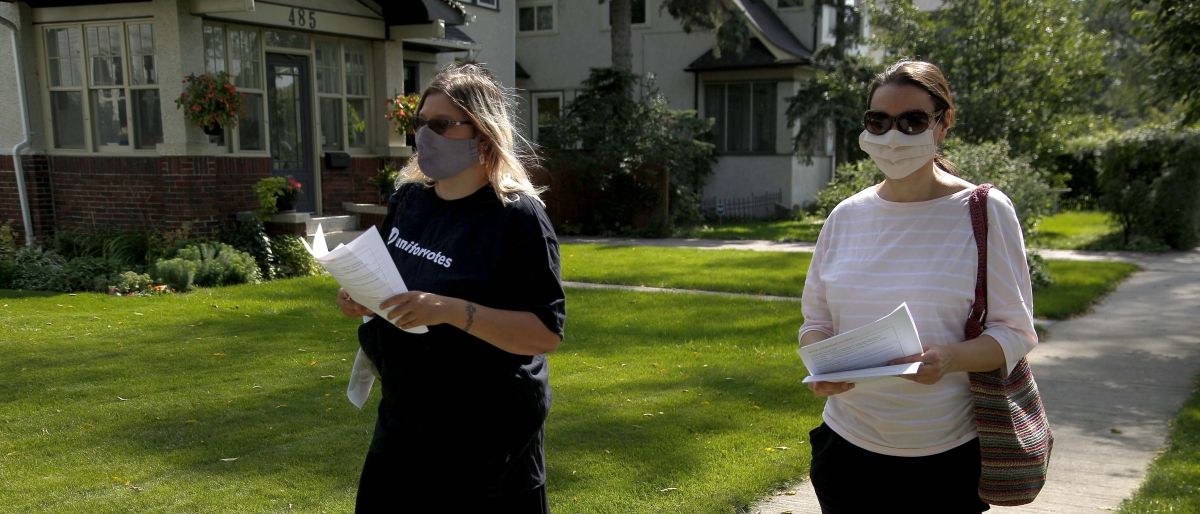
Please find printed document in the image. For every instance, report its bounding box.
[798,303,923,384]
[303,224,428,334]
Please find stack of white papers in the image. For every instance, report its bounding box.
[303,224,427,334]
[798,303,924,384]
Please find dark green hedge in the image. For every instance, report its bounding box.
[1097,127,1200,250]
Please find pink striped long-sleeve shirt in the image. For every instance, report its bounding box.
[800,185,1038,456]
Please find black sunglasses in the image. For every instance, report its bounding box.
[863,109,942,136]
[414,116,473,135]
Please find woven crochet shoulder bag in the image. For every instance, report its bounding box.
[966,184,1054,506]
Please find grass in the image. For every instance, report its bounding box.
[1026,210,1122,250]
[0,279,816,513]
[673,218,824,242]
[561,244,810,297]
[674,210,1125,250]
[1036,260,1139,319]
[561,244,1139,320]
[1118,375,1200,513]
[0,245,1147,512]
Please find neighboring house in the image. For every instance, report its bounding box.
[0,0,503,243]
[506,0,870,216]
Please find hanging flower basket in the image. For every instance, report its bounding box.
[175,71,243,133]
[384,93,422,135]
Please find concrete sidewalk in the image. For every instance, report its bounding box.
[563,237,1200,513]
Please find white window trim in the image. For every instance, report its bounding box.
[202,22,375,155]
[602,0,650,30]
[37,20,162,155]
[474,0,500,10]
[517,1,558,35]
[342,41,373,152]
[705,81,779,155]
[530,90,563,142]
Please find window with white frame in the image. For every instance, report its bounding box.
[518,1,555,33]
[43,21,162,151]
[343,42,370,149]
[606,0,647,27]
[315,40,342,151]
[201,23,372,153]
[470,0,499,10]
[531,91,562,142]
[704,82,777,154]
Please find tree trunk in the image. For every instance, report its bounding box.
[610,0,633,72]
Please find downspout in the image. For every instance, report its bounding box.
[1,13,35,247]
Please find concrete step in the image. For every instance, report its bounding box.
[317,229,365,248]
[308,214,357,235]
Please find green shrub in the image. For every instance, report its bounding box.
[62,255,125,292]
[1097,127,1200,250]
[176,242,262,287]
[53,231,149,270]
[268,235,322,279]
[812,159,880,218]
[542,68,716,235]
[108,271,153,295]
[147,223,198,264]
[219,218,275,280]
[1027,253,1053,291]
[11,246,69,292]
[945,140,1060,235]
[153,258,197,292]
[0,220,18,288]
[812,141,1058,235]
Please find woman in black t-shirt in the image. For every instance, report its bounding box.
[336,63,566,513]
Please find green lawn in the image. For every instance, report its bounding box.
[675,210,1123,250]
[561,244,1138,320]
[674,218,824,242]
[1026,210,1122,250]
[0,279,815,513]
[1119,375,1200,513]
[0,247,1147,512]
[562,243,810,297]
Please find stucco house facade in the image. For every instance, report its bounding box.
[500,0,865,217]
[0,0,510,244]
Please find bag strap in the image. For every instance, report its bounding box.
[965,184,993,340]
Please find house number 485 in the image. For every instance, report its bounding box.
[288,8,317,29]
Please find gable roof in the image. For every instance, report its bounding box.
[729,0,811,61]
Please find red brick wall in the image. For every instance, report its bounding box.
[320,156,407,215]
[0,153,414,240]
[1,154,56,243]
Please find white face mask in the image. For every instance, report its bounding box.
[858,127,938,180]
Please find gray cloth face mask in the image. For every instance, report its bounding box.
[416,126,480,180]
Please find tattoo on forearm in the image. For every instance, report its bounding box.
[464,302,477,333]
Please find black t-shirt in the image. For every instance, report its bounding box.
[356,182,566,495]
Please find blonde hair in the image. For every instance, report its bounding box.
[398,62,545,205]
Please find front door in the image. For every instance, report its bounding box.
[266,53,315,212]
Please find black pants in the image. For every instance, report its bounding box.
[355,450,551,513]
[808,423,990,513]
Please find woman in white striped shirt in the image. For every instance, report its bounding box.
[800,59,1038,513]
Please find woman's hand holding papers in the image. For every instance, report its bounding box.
[807,381,855,397]
[337,288,374,318]
[801,330,855,397]
[888,345,954,385]
[381,291,456,330]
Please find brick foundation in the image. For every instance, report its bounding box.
[0,154,405,240]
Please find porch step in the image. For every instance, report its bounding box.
[312,229,365,249]
[307,215,357,235]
